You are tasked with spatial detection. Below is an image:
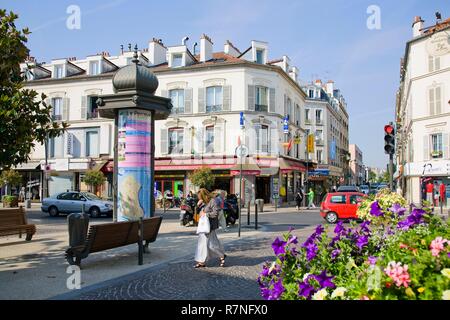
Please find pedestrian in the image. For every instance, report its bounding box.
[440,182,446,207]
[426,180,434,206]
[194,188,226,268]
[295,190,303,210]
[19,186,25,202]
[213,189,228,232]
[307,188,316,209]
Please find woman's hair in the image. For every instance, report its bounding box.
[197,188,211,203]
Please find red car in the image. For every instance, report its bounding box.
[320,192,365,223]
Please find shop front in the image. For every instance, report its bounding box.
[11,161,42,201]
[279,157,306,204]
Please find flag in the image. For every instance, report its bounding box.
[237,135,241,146]
[287,138,293,151]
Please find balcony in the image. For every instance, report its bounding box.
[316,119,323,125]
[206,105,222,113]
[255,104,268,112]
[52,114,62,121]
[316,139,324,146]
[171,107,185,115]
[431,150,443,159]
[305,119,311,125]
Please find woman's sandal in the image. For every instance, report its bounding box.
[194,263,206,268]
[219,254,227,267]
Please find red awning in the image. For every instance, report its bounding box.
[279,158,306,173]
[155,157,237,171]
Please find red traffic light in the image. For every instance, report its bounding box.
[384,124,394,134]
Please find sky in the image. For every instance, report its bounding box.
[3,0,449,168]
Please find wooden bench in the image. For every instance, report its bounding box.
[65,216,162,266]
[0,207,36,241]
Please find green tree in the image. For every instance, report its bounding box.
[377,171,390,183]
[83,170,106,193]
[0,10,67,169]
[188,167,215,190]
[0,169,22,195]
[368,170,377,183]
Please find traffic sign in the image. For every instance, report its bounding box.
[235,145,249,158]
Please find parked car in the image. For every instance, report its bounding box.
[377,183,388,190]
[320,192,365,223]
[336,185,360,192]
[359,184,370,195]
[41,191,113,218]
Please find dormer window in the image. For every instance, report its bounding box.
[54,65,64,79]
[89,61,100,75]
[256,49,264,64]
[172,54,183,67]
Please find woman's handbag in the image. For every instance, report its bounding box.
[196,215,210,234]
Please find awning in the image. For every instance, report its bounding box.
[13,161,41,170]
[91,160,108,171]
[258,167,279,176]
[229,158,261,176]
[155,157,237,171]
[100,160,114,173]
[279,158,306,173]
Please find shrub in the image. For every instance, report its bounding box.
[83,170,106,192]
[188,167,215,190]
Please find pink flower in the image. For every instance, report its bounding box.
[430,237,449,257]
[384,261,411,288]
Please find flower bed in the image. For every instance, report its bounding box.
[258,189,450,300]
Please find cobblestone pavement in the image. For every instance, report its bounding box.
[61,227,315,300]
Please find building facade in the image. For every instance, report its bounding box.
[395,16,450,205]
[20,36,311,204]
[301,79,350,198]
[349,144,364,185]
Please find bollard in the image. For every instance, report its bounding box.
[254,203,258,230]
[163,197,166,214]
[138,217,143,265]
[247,201,251,226]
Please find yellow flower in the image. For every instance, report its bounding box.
[331,287,347,299]
[442,290,450,300]
[417,287,425,293]
[421,239,426,246]
[441,269,450,279]
[405,287,415,298]
[312,289,328,300]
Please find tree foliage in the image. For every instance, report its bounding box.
[0,10,67,169]
[83,170,106,189]
[188,167,215,190]
[0,169,22,187]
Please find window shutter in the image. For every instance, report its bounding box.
[184,88,193,114]
[248,85,255,111]
[100,124,111,155]
[161,128,168,154]
[184,127,191,155]
[284,94,287,116]
[198,88,205,113]
[63,97,70,121]
[255,124,262,153]
[435,57,440,71]
[81,96,87,120]
[214,125,223,153]
[443,133,449,159]
[435,87,442,114]
[429,88,435,116]
[428,56,434,72]
[269,88,275,113]
[223,85,231,111]
[197,127,204,154]
[423,135,430,161]
[161,90,168,98]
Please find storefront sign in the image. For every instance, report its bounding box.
[404,161,450,177]
[308,169,330,176]
[426,32,450,56]
[66,133,73,156]
[117,110,152,221]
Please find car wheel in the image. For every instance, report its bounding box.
[89,206,101,218]
[325,212,338,224]
[48,206,59,217]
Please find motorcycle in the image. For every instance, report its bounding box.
[223,194,239,225]
[180,196,197,226]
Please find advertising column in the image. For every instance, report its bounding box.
[117,109,152,221]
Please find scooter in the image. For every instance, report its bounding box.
[223,194,239,225]
[180,197,196,226]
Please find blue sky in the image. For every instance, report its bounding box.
[3,0,449,168]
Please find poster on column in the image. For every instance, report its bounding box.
[117,109,152,221]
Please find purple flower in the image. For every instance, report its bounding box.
[270,279,285,300]
[397,208,426,230]
[359,220,371,234]
[315,225,325,236]
[389,203,406,216]
[368,256,377,265]
[334,221,345,235]
[260,265,269,277]
[305,242,319,261]
[298,281,315,299]
[287,235,298,245]
[356,235,369,250]
[331,249,341,259]
[314,270,336,289]
[370,201,383,217]
[447,252,450,259]
[288,226,295,233]
[261,287,270,300]
[272,237,287,255]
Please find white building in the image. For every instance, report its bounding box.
[396,15,450,205]
[20,35,311,204]
[349,144,364,186]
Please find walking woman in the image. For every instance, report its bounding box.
[194,188,227,268]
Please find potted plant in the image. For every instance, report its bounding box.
[2,195,19,207]
[431,150,443,158]
[82,170,106,196]
[0,169,22,207]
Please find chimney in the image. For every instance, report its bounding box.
[314,79,322,87]
[200,34,213,62]
[289,66,298,82]
[412,16,424,37]
[148,38,167,66]
[282,55,290,73]
[224,40,240,57]
[326,80,334,95]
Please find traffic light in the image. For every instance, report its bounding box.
[384,124,395,155]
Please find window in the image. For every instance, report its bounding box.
[256,125,269,153]
[431,133,443,158]
[429,87,442,116]
[256,49,264,64]
[168,128,184,154]
[349,195,362,204]
[305,109,310,124]
[86,130,99,157]
[87,96,98,119]
[57,192,72,200]
[316,130,323,143]
[316,150,323,164]
[308,90,314,98]
[89,61,100,75]
[49,135,64,158]
[51,98,63,120]
[330,195,346,204]
[428,56,440,73]
[255,86,268,111]
[286,98,292,121]
[316,109,322,124]
[206,86,223,112]
[54,65,64,79]
[172,54,183,67]
[205,126,214,153]
[169,89,185,114]
[295,104,300,126]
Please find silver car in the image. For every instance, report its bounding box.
[42,191,113,218]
